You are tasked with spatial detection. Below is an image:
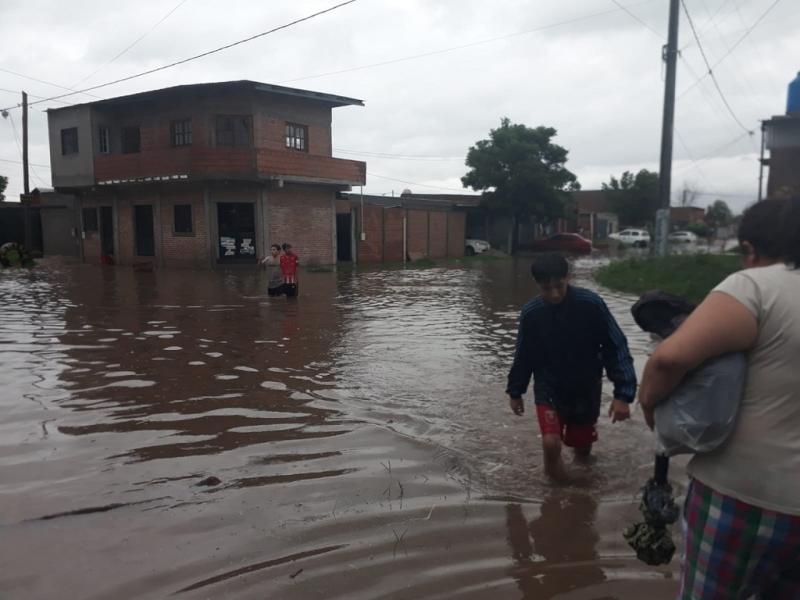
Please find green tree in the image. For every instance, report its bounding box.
[601,169,660,227]
[705,199,733,230]
[461,118,579,253]
[0,174,7,202]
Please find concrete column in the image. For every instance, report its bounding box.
[204,185,216,268]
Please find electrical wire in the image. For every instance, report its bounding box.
[679,0,784,98]
[70,0,192,87]
[0,67,104,102]
[335,148,463,161]
[279,1,659,85]
[0,157,51,168]
[4,114,48,186]
[368,172,466,193]
[680,0,754,135]
[0,0,358,112]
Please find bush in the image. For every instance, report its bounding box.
[595,254,740,302]
[0,242,35,268]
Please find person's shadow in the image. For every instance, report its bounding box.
[506,493,606,598]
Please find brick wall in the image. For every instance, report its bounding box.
[768,147,800,197]
[358,205,384,262]
[383,208,404,262]
[116,188,159,265]
[254,96,332,156]
[428,212,448,259]
[268,185,335,265]
[407,210,429,258]
[160,188,209,268]
[447,212,465,257]
[79,196,110,264]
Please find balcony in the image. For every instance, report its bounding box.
[257,149,365,186]
[94,147,256,183]
[94,147,366,187]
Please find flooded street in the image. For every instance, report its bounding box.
[0,259,683,599]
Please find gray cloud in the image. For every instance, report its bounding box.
[1,0,797,211]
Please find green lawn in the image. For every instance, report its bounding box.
[595,254,741,302]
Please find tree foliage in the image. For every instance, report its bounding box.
[0,174,7,202]
[461,118,579,227]
[705,199,733,229]
[601,169,660,227]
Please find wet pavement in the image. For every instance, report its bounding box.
[0,258,684,599]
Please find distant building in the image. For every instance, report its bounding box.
[574,190,618,240]
[338,192,472,262]
[45,80,365,268]
[669,206,705,230]
[763,74,800,199]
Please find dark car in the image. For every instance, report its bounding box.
[530,233,592,254]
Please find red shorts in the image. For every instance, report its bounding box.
[536,404,597,448]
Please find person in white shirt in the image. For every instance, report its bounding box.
[639,197,800,599]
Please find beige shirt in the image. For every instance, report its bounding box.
[688,263,800,515]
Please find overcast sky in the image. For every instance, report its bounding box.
[1,0,798,212]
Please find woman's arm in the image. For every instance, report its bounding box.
[638,291,758,422]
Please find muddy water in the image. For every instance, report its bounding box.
[0,259,683,599]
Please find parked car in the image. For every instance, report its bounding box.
[465,238,491,256]
[668,230,699,244]
[609,228,650,248]
[530,233,592,254]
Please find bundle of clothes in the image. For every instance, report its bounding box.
[623,290,747,566]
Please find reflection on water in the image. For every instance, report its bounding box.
[0,259,679,598]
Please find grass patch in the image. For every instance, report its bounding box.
[595,254,741,302]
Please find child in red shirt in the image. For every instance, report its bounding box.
[280,243,299,297]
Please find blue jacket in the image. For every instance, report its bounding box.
[506,286,637,421]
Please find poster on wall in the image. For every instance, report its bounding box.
[220,236,236,257]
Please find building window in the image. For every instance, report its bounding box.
[173,204,193,234]
[171,119,192,147]
[82,207,98,232]
[98,127,110,154]
[285,123,307,151]
[215,115,251,147]
[61,127,79,155]
[121,126,141,154]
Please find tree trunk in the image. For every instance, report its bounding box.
[510,214,519,255]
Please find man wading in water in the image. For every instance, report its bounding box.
[506,253,637,481]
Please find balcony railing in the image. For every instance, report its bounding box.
[94,147,366,186]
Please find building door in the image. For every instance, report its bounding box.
[336,213,352,261]
[100,206,114,258]
[134,205,155,257]
[217,203,256,262]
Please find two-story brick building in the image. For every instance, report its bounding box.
[46,80,366,268]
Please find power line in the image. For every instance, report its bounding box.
[368,172,466,192]
[679,0,784,98]
[609,0,663,37]
[0,0,358,112]
[0,87,74,106]
[335,148,463,161]
[70,0,192,88]
[680,0,754,135]
[0,67,104,103]
[280,0,661,84]
[4,114,48,186]
[0,157,50,168]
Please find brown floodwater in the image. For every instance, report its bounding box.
[0,257,685,599]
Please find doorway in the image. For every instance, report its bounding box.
[100,206,114,258]
[336,213,352,261]
[134,205,155,257]
[217,203,256,262]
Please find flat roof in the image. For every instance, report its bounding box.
[47,80,364,112]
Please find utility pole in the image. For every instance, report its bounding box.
[655,0,680,257]
[22,91,32,252]
[22,91,29,195]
